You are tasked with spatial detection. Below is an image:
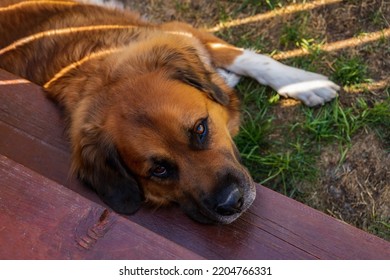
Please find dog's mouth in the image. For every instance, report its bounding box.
[180,179,256,224]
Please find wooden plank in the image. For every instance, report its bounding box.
[128,189,390,260]
[0,154,202,260]
[1,68,390,259]
[0,71,98,200]
[0,120,97,200]
[0,75,69,152]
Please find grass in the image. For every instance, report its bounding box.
[232,24,386,197]
[332,56,372,86]
[369,220,390,241]
[235,76,390,189]
[234,91,390,197]
[234,73,389,240]
[229,0,285,16]
[279,11,312,49]
[222,1,390,240]
[234,80,319,197]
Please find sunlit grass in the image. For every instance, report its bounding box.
[332,56,372,86]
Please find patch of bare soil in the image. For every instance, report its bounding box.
[307,132,390,238]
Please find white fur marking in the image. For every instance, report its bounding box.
[216,68,241,88]
[278,80,337,93]
[76,0,124,9]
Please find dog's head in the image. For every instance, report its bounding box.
[66,36,256,224]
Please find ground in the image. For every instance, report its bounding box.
[117,0,390,240]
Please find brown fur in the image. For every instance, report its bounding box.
[0,0,255,224]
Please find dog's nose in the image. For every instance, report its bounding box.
[214,187,243,216]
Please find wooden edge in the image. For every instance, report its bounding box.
[0,154,203,260]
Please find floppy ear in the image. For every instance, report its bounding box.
[73,124,142,215]
[147,45,231,106]
[171,66,230,106]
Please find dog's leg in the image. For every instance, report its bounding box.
[206,43,340,106]
[225,49,340,106]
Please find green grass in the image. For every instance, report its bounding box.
[280,12,312,49]
[228,2,389,190]
[174,0,190,13]
[235,84,390,193]
[235,0,284,14]
[232,36,389,208]
[210,0,390,240]
[357,96,390,148]
[298,99,361,144]
[234,80,319,197]
[332,56,372,86]
[368,218,390,241]
[230,13,387,203]
[233,70,389,237]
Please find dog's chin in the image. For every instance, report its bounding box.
[181,185,257,225]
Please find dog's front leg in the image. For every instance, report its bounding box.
[226,50,340,106]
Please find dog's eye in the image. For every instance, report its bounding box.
[149,158,178,180]
[152,165,168,178]
[194,122,205,135]
[193,118,208,143]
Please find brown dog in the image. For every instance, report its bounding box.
[0,0,339,224]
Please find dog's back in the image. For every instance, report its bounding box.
[0,0,150,84]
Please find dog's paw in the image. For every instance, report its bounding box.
[270,66,340,107]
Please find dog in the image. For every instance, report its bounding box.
[0,0,339,224]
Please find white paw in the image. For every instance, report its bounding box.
[270,66,340,107]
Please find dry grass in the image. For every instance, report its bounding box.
[314,133,390,234]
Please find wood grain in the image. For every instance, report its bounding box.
[0,154,202,260]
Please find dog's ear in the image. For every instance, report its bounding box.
[170,65,230,106]
[147,45,230,106]
[72,124,142,214]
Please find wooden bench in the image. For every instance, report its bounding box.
[1,68,389,259]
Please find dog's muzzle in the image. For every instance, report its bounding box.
[182,169,256,224]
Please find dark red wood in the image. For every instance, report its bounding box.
[1,68,390,259]
[0,154,202,260]
[0,76,69,152]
